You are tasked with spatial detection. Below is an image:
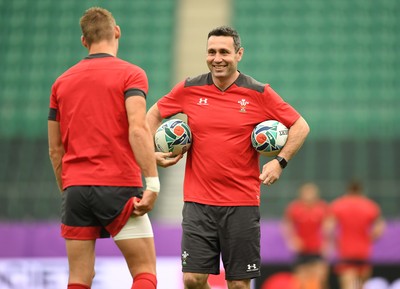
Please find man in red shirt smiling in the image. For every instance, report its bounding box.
[147,26,310,289]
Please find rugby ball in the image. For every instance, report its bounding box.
[155,119,192,156]
[251,120,288,157]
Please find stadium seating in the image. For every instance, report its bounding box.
[233,0,400,216]
[0,0,175,138]
[233,0,399,140]
[0,0,176,219]
[0,0,398,219]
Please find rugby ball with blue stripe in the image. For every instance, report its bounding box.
[251,120,288,157]
[155,119,192,156]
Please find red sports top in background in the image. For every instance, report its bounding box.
[157,73,300,206]
[330,195,380,259]
[285,200,329,254]
[48,54,148,189]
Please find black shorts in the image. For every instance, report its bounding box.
[335,258,371,275]
[294,253,324,267]
[181,202,261,280]
[61,186,142,239]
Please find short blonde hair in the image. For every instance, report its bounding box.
[80,7,116,46]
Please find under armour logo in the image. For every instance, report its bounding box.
[197,98,208,105]
[247,263,258,272]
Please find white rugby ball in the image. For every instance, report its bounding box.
[155,119,192,156]
[251,120,288,157]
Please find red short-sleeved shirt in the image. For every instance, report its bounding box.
[330,195,380,259]
[285,200,329,253]
[157,73,300,206]
[49,53,148,189]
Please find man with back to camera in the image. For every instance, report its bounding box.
[48,7,159,289]
[147,26,310,289]
[325,180,386,289]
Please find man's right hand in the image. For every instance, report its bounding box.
[132,190,158,216]
[156,152,183,168]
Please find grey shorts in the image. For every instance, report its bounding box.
[181,202,261,280]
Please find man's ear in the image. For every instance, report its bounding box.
[115,25,121,39]
[236,47,244,62]
[81,35,89,48]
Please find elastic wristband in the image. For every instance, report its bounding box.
[145,177,160,193]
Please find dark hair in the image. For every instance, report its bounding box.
[208,26,241,52]
[347,180,363,194]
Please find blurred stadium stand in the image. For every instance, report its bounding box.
[233,0,400,217]
[0,0,176,219]
[0,0,399,220]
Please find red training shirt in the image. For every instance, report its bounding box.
[330,195,380,259]
[285,200,329,254]
[157,73,300,206]
[48,53,148,189]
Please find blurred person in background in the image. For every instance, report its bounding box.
[48,7,159,289]
[325,180,386,289]
[282,182,330,289]
[146,26,310,289]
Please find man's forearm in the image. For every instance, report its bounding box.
[50,152,63,192]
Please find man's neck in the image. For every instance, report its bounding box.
[88,41,117,56]
[212,71,240,91]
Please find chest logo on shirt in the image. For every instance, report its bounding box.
[238,99,249,112]
[197,98,208,105]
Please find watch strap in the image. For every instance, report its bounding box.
[275,156,288,169]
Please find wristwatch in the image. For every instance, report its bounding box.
[274,156,288,169]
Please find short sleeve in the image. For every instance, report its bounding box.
[260,85,301,128]
[48,83,60,121]
[124,66,149,99]
[157,80,186,118]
